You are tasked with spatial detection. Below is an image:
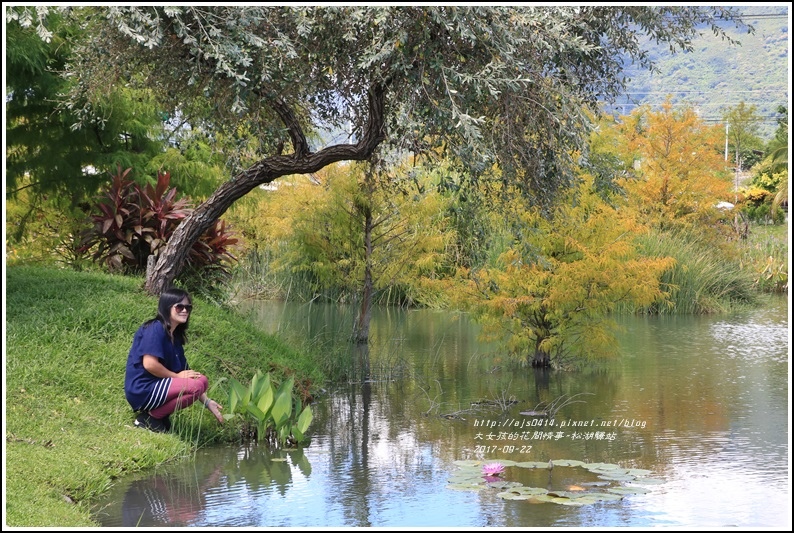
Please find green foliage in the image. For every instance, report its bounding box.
[224,371,313,447]
[736,224,789,294]
[749,170,786,194]
[723,101,765,171]
[5,13,168,205]
[79,166,239,277]
[461,177,675,368]
[5,179,96,270]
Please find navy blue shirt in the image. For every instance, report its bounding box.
[124,320,188,411]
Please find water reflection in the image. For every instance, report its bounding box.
[92,297,790,528]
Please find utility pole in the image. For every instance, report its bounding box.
[724,122,729,161]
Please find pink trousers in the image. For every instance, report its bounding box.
[149,375,208,419]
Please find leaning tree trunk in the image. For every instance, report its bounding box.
[145,84,387,295]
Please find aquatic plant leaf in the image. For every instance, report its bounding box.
[548,490,590,499]
[515,461,552,469]
[607,486,652,495]
[447,483,487,491]
[228,377,247,413]
[271,387,293,429]
[528,494,559,503]
[278,423,291,445]
[292,426,304,443]
[250,371,271,401]
[583,462,621,471]
[629,478,665,485]
[597,474,636,482]
[296,405,313,435]
[554,499,587,506]
[493,459,518,467]
[511,487,549,495]
[246,403,266,421]
[256,383,274,416]
[497,492,534,500]
[448,474,482,484]
[551,459,586,467]
[626,468,653,477]
[486,481,523,489]
[584,492,624,501]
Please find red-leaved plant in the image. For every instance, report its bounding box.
[79,166,238,276]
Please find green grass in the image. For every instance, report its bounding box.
[4,265,325,527]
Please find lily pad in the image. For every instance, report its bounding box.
[548,490,591,499]
[551,459,586,467]
[628,477,665,485]
[447,483,487,491]
[448,474,484,484]
[497,491,535,500]
[626,468,653,477]
[582,462,621,471]
[607,486,652,495]
[597,474,636,482]
[486,481,523,490]
[573,493,624,504]
[527,494,560,504]
[499,486,549,496]
[543,496,586,506]
[515,461,553,469]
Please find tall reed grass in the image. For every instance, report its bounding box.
[627,228,758,314]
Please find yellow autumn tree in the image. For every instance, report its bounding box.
[616,98,733,231]
[462,176,674,368]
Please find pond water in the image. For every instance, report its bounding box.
[92,296,790,528]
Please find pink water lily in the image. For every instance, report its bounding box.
[482,462,505,476]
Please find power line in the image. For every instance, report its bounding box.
[620,90,788,95]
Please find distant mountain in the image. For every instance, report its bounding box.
[603,5,790,140]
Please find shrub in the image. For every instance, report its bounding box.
[79,166,239,278]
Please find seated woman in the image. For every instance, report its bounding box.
[125,287,223,432]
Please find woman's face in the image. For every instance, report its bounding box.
[170,297,192,327]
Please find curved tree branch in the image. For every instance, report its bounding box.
[145,82,387,294]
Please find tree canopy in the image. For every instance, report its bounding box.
[6,5,751,294]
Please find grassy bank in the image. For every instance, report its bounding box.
[4,265,325,527]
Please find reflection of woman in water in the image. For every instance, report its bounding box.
[120,464,224,527]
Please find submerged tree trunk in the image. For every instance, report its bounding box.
[145,85,387,295]
[531,350,551,368]
[531,336,551,367]
[352,196,374,344]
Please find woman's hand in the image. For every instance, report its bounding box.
[176,369,203,379]
[206,399,224,423]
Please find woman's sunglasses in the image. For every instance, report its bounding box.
[174,304,193,313]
